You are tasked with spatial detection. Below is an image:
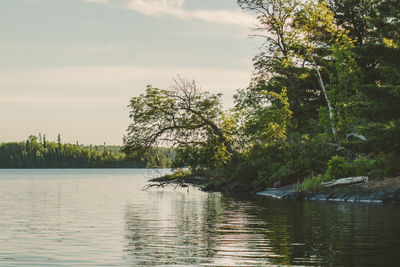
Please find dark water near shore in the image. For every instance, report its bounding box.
[0,169,399,266]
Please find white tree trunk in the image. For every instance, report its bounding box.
[346,133,367,141]
[311,57,337,136]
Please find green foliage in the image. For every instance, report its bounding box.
[381,153,400,177]
[325,155,353,180]
[322,155,377,181]
[0,135,174,168]
[352,156,377,176]
[160,168,191,180]
[236,87,292,145]
[120,0,400,192]
[172,137,232,171]
[226,133,336,191]
[123,77,237,171]
[232,0,400,190]
[144,147,174,168]
[300,155,377,192]
[301,174,331,192]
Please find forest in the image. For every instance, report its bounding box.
[0,134,173,168]
[123,0,399,191]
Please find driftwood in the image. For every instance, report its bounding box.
[321,176,369,188]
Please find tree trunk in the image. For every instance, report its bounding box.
[311,56,337,136]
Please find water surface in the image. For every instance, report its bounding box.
[0,169,399,266]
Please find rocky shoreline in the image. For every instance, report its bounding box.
[149,175,400,204]
[257,176,400,204]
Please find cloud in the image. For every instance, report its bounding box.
[124,0,184,16]
[82,0,254,27]
[0,65,251,107]
[189,9,253,26]
[82,0,108,3]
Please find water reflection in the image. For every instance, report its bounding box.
[123,191,222,265]
[251,197,400,266]
[0,170,399,266]
[124,190,400,266]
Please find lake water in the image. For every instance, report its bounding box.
[0,169,399,266]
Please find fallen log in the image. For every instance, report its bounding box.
[321,176,369,188]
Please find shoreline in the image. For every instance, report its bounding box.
[258,176,400,204]
[149,175,400,204]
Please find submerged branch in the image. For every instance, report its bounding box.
[142,179,189,191]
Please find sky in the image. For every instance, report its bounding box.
[0,0,258,145]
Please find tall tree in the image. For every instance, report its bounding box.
[237,0,351,136]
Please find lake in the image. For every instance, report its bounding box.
[0,169,399,266]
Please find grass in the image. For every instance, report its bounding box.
[149,168,192,183]
[300,174,332,192]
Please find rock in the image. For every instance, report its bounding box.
[257,177,400,204]
[257,184,296,199]
[273,181,282,188]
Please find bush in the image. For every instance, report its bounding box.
[352,156,376,176]
[382,153,400,177]
[243,133,336,190]
[325,155,353,180]
[163,168,191,180]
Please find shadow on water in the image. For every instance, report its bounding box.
[250,196,400,266]
[123,189,400,266]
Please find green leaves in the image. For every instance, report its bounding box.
[237,86,292,145]
[123,77,236,170]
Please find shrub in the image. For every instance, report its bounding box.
[352,156,376,176]
[326,155,353,180]
[163,168,191,180]
[382,153,400,177]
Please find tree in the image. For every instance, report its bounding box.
[235,86,292,145]
[237,0,330,135]
[343,0,400,168]
[123,77,236,169]
[292,0,351,136]
[237,0,359,137]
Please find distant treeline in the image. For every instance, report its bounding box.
[0,135,173,168]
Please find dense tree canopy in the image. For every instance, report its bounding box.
[0,135,173,168]
[123,0,399,191]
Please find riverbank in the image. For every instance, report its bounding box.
[149,175,400,204]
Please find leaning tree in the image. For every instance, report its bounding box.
[123,77,236,169]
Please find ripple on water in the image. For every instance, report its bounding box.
[1,169,400,266]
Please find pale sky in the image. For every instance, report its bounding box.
[0,0,257,145]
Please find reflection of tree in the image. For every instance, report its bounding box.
[249,197,400,266]
[207,200,273,266]
[123,190,226,265]
[122,187,400,266]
